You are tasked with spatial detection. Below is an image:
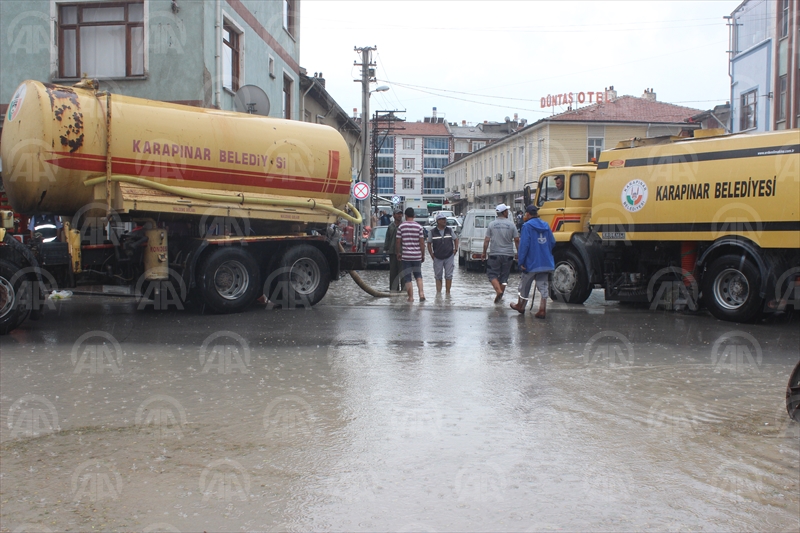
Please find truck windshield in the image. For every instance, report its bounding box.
[537,174,565,205]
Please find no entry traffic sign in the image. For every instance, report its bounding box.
[353,181,370,200]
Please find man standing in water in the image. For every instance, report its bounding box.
[510,204,555,318]
[396,207,426,302]
[384,208,404,292]
[481,203,519,303]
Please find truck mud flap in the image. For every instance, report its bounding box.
[339,252,366,271]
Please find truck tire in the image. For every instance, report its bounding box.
[702,254,763,323]
[197,247,260,314]
[551,250,592,304]
[269,245,330,308]
[0,259,31,335]
[458,249,465,267]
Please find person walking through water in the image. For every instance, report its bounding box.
[396,207,426,302]
[384,208,404,292]
[426,212,458,295]
[510,204,555,318]
[482,203,519,303]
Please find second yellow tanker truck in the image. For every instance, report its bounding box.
[525,128,799,323]
[0,80,365,334]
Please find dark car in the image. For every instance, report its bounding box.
[365,225,390,268]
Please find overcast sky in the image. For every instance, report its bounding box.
[299,0,741,125]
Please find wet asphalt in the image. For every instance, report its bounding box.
[1,261,798,532]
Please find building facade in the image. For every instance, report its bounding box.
[372,119,454,206]
[729,0,799,132]
[445,90,703,213]
[0,0,301,124]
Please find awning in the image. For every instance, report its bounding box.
[427,203,442,208]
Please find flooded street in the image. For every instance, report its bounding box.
[1,261,798,532]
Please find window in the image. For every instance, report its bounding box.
[588,138,604,162]
[403,138,415,150]
[474,215,494,229]
[423,177,445,195]
[376,156,394,174]
[519,146,525,169]
[473,141,485,151]
[377,176,393,194]
[740,89,757,130]
[423,137,448,154]
[283,0,297,38]
[377,136,395,154]
[455,140,468,152]
[778,75,787,122]
[58,1,144,78]
[780,0,790,38]
[223,22,241,91]
[403,158,414,170]
[537,174,565,206]
[423,157,447,174]
[282,74,293,119]
[402,178,415,190]
[569,173,591,200]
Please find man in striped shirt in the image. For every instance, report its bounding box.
[396,207,427,302]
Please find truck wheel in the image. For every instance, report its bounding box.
[702,254,763,323]
[270,245,330,308]
[551,251,592,304]
[458,250,465,267]
[787,360,800,422]
[197,247,260,314]
[0,259,31,335]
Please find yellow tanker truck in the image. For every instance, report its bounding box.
[0,80,364,334]
[526,128,799,323]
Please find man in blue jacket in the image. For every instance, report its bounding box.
[510,204,556,318]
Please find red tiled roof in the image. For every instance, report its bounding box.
[374,121,450,136]
[549,95,703,124]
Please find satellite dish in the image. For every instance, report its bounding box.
[234,85,270,116]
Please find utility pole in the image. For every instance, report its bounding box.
[354,46,376,222]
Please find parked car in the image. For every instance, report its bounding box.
[364,225,390,268]
[423,217,462,236]
[458,209,497,271]
[427,210,455,226]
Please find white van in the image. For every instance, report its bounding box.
[458,208,497,271]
